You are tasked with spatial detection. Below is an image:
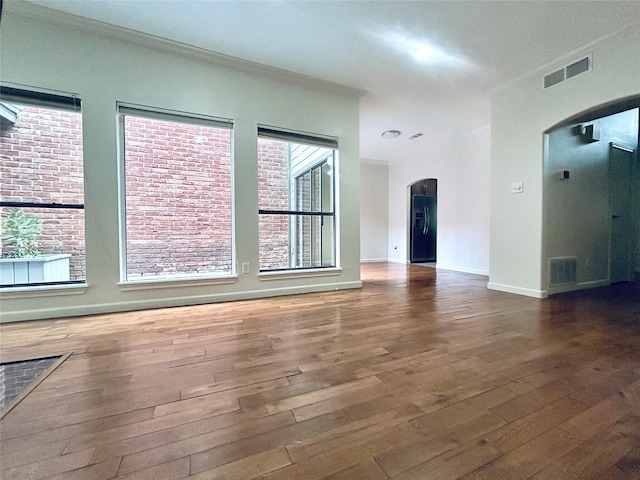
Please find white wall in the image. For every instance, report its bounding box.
[489,26,640,297]
[0,4,362,322]
[387,125,491,275]
[360,161,389,262]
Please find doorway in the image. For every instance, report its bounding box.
[609,143,635,283]
[409,179,437,263]
[544,102,639,292]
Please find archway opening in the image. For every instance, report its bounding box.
[544,97,639,293]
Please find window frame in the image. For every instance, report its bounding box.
[0,85,86,289]
[257,125,338,273]
[116,102,236,285]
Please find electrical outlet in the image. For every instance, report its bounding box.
[476,252,482,259]
[585,257,590,269]
[511,182,523,194]
[241,262,250,274]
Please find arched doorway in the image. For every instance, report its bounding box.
[544,97,639,292]
[408,179,437,263]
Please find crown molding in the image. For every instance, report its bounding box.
[6,0,366,99]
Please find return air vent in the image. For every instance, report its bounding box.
[543,55,591,89]
[549,257,577,286]
[565,57,590,79]
[544,69,565,88]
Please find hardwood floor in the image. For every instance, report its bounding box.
[1,262,639,479]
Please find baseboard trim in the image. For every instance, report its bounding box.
[360,258,388,263]
[0,281,363,323]
[386,258,409,265]
[435,264,489,276]
[546,279,611,295]
[487,282,547,298]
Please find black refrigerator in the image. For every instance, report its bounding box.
[410,194,437,263]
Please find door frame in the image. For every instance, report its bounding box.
[609,142,636,283]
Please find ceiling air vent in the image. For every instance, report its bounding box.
[549,257,577,287]
[408,133,424,140]
[543,55,591,89]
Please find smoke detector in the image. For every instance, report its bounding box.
[381,130,401,139]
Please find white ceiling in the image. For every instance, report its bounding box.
[24,0,640,162]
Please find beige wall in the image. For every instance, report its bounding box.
[0,4,362,322]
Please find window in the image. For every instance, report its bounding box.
[0,86,85,288]
[118,105,233,282]
[257,126,336,271]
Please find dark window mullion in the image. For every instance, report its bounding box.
[0,201,84,209]
[258,210,334,216]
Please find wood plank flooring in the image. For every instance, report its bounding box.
[1,262,639,479]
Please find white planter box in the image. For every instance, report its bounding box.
[0,254,71,285]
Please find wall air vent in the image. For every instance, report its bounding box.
[544,69,565,88]
[543,55,591,89]
[549,257,577,286]
[565,57,590,79]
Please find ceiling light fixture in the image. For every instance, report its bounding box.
[413,45,434,61]
[381,130,401,139]
[374,30,475,71]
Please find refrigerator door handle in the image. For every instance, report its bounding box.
[424,206,429,235]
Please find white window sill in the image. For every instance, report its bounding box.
[0,283,88,299]
[119,275,238,291]
[258,267,342,281]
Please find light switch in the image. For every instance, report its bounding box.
[241,262,250,274]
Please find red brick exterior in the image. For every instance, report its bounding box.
[1,107,303,283]
[257,139,327,269]
[0,107,86,280]
[257,138,291,270]
[123,115,233,278]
